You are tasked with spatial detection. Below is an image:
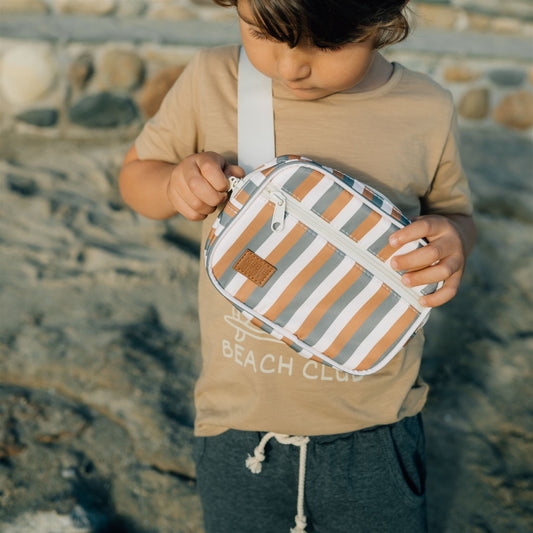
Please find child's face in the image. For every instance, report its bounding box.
[238,1,376,100]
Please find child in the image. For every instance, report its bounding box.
[119,1,476,531]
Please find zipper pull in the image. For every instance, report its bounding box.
[228,175,244,194]
[270,191,286,232]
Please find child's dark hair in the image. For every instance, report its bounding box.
[214,0,411,49]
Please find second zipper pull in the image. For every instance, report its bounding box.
[270,191,286,232]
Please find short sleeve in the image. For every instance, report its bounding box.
[422,111,473,216]
[135,50,203,163]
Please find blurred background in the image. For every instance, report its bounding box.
[0,1,532,532]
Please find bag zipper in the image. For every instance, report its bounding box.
[263,186,424,313]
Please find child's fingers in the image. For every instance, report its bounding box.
[418,271,462,307]
[224,163,246,179]
[196,152,232,193]
[401,255,462,288]
[389,216,443,248]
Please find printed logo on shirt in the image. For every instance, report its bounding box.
[222,309,364,383]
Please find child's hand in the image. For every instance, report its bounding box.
[388,214,476,308]
[168,152,245,221]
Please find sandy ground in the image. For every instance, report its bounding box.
[0,128,532,532]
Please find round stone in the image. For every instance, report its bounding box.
[98,49,144,90]
[138,65,185,118]
[16,108,59,127]
[53,0,115,15]
[0,0,48,13]
[68,53,94,90]
[458,88,490,120]
[68,93,138,128]
[488,69,526,88]
[493,91,533,130]
[147,4,195,19]
[0,44,58,105]
[443,65,481,83]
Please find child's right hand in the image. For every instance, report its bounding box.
[168,152,245,221]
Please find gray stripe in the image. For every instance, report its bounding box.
[216,216,274,288]
[368,226,395,257]
[421,282,438,295]
[275,250,345,328]
[340,203,371,237]
[281,166,315,195]
[312,183,342,216]
[303,268,373,347]
[245,229,318,310]
[334,290,401,365]
[243,179,260,197]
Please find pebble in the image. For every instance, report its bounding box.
[444,65,482,83]
[0,0,48,13]
[68,54,94,91]
[16,108,59,128]
[53,0,116,15]
[68,93,138,128]
[493,90,533,130]
[98,49,144,90]
[137,65,185,118]
[488,68,526,87]
[458,88,490,120]
[0,44,58,105]
[147,4,195,20]
[416,4,460,30]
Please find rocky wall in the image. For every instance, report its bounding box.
[0,1,533,138]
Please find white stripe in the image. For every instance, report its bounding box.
[330,196,363,230]
[384,240,418,268]
[312,276,382,353]
[211,196,269,265]
[302,179,333,208]
[282,257,354,333]
[358,217,391,249]
[273,166,303,189]
[343,299,411,369]
[254,236,327,315]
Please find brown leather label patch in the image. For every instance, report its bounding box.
[233,249,276,287]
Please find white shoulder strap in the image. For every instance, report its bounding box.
[238,47,275,174]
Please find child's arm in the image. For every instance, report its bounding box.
[119,145,245,221]
[389,214,476,307]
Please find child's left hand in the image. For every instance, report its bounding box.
[388,214,476,308]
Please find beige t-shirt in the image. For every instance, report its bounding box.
[136,45,473,437]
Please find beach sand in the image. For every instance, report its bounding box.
[0,128,532,532]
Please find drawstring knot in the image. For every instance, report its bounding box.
[245,432,310,533]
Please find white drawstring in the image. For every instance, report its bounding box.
[245,432,310,533]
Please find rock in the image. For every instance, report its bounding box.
[493,90,533,130]
[147,4,195,20]
[0,44,58,105]
[68,53,94,90]
[15,109,59,128]
[138,65,185,118]
[491,16,523,34]
[68,93,138,128]
[53,0,116,15]
[115,0,146,17]
[415,4,460,30]
[0,0,48,13]
[466,12,492,32]
[458,88,490,120]
[443,65,482,83]
[98,49,144,90]
[488,68,526,87]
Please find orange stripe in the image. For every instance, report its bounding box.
[354,306,418,371]
[325,284,391,359]
[234,189,250,205]
[262,166,275,177]
[234,223,307,302]
[223,202,239,218]
[391,207,403,222]
[377,242,397,262]
[207,227,216,245]
[321,189,353,222]
[349,210,381,242]
[212,203,274,279]
[295,265,363,341]
[363,188,374,202]
[251,317,264,329]
[264,245,336,321]
[292,169,324,201]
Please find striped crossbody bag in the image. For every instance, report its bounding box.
[204,49,440,375]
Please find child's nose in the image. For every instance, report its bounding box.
[277,47,311,81]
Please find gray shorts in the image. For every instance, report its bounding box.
[194,414,427,533]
